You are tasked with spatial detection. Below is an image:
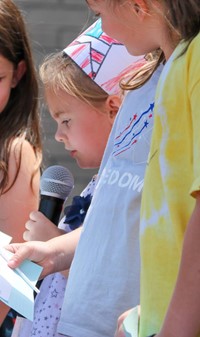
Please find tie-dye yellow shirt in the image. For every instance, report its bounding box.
[140,32,200,337]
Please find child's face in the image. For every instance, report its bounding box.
[0,55,16,113]
[86,0,168,57]
[45,88,114,169]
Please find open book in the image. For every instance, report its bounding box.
[0,231,43,321]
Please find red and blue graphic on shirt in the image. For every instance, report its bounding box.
[113,103,154,157]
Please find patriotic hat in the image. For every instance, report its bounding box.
[63,19,144,95]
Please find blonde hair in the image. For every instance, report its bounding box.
[39,52,109,108]
[121,50,164,91]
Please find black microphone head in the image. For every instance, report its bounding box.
[40,165,74,200]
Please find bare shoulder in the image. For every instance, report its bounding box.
[9,137,41,169]
[0,138,41,241]
[7,137,41,188]
[10,137,39,160]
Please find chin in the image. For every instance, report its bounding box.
[76,160,88,169]
[78,161,99,169]
[125,44,144,57]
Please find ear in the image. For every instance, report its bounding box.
[105,95,121,126]
[131,0,148,19]
[11,60,27,88]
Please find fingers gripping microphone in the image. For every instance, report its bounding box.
[39,165,74,226]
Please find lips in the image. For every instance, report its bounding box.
[70,150,77,158]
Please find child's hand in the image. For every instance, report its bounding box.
[115,306,140,337]
[23,211,65,242]
[5,230,77,278]
[5,240,54,278]
[114,309,133,337]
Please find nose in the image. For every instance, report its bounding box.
[55,127,65,143]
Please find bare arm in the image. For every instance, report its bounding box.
[0,138,40,324]
[0,138,40,241]
[6,226,82,278]
[157,193,200,337]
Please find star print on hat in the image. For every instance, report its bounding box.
[63,19,144,95]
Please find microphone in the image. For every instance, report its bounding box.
[39,165,74,226]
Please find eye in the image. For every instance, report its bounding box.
[62,119,71,126]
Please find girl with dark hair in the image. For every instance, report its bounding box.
[0,0,42,330]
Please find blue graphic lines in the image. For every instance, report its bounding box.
[113,103,154,157]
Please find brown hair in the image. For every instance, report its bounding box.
[0,0,42,192]
[163,0,200,46]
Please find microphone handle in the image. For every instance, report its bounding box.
[39,195,64,226]
[33,195,64,296]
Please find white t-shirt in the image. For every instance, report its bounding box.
[57,65,163,337]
